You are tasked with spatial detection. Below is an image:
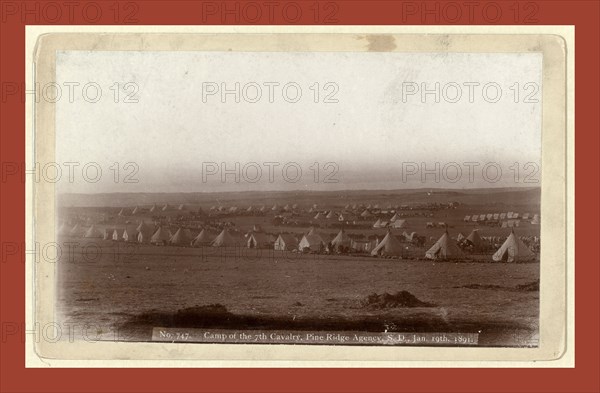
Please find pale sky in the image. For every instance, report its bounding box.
[55,51,542,193]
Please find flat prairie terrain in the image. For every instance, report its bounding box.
[56,239,539,347]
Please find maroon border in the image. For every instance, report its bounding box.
[1,1,598,392]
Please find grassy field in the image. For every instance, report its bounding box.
[56,239,539,347]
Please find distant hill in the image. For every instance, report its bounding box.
[57,187,541,209]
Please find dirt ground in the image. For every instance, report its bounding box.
[56,240,539,347]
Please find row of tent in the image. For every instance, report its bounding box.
[58,222,536,263]
[464,213,540,224]
[371,229,534,262]
[117,204,192,216]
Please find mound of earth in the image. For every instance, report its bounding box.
[361,291,435,309]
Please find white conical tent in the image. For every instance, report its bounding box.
[69,224,84,237]
[84,225,103,238]
[131,206,139,215]
[465,229,484,251]
[136,221,149,233]
[492,231,535,263]
[191,229,214,247]
[372,218,383,228]
[212,229,241,247]
[137,226,155,243]
[122,227,138,242]
[370,231,404,256]
[57,223,70,236]
[169,227,193,246]
[150,226,171,245]
[330,229,351,251]
[425,231,464,260]
[149,204,157,213]
[306,227,318,236]
[390,219,406,228]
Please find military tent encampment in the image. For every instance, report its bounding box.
[425,231,464,260]
[492,230,535,263]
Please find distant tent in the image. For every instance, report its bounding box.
[191,229,215,247]
[370,231,404,256]
[84,225,102,238]
[169,227,193,246]
[131,206,139,215]
[274,234,298,251]
[136,221,150,233]
[212,229,241,247]
[271,204,279,211]
[372,219,383,228]
[492,230,535,263]
[314,212,323,220]
[246,206,254,213]
[162,204,169,212]
[103,228,112,240]
[531,214,540,224]
[493,213,500,220]
[390,213,400,222]
[118,208,126,216]
[150,226,171,245]
[137,226,154,243]
[325,211,335,219]
[464,229,484,251]
[122,227,138,242]
[112,228,125,241]
[69,224,84,237]
[330,229,352,251]
[471,215,478,222]
[306,227,318,236]
[149,204,157,213]
[390,219,406,229]
[456,232,465,242]
[425,231,464,260]
[463,215,471,222]
[247,232,271,249]
[178,204,186,211]
[350,239,376,252]
[57,223,70,237]
[298,234,326,252]
[360,210,372,218]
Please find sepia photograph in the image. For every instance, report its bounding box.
[27,29,569,363]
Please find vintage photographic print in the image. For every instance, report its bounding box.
[28,29,568,363]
